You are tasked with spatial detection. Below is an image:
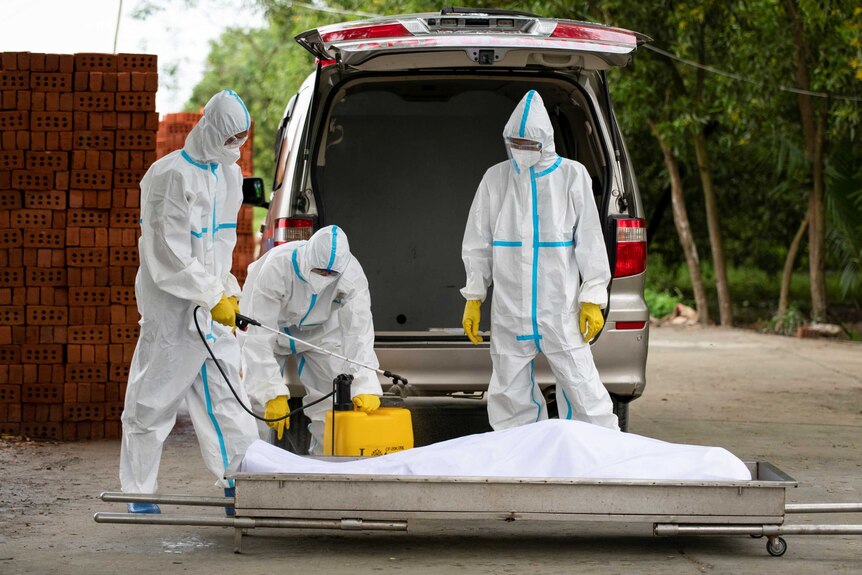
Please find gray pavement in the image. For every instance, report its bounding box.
[1,325,860,573]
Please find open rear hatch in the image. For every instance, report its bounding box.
[295,8,646,70]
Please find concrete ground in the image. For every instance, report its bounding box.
[1,325,860,574]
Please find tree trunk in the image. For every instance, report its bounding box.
[808,112,827,320]
[693,130,732,326]
[652,127,710,325]
[786,0,827,320]
[776,212,809,330]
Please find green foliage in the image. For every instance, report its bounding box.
[766,305,806,336]
[644,287,682,319]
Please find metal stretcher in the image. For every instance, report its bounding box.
[94,459,862,556]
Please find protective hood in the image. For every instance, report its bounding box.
[298,225,351,293]
[183,89,251,165]
[503,90,558,173]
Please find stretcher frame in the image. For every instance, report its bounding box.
[94,459,862,557]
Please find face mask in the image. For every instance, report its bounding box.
[215,145,241,165]
[307,270,339,294]
[510,148,541,170]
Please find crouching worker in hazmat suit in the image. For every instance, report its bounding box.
[120,90,259,514]
[238,225,383,454]
[461,89,619,432]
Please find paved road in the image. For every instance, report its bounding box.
[1,326,860,573]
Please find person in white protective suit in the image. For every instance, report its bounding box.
[461,89,619,431]
[238,225,383,454]
[120,90,259,514]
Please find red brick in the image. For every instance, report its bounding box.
[0,229,21,249]
[30,111,72,131]
[109,363,130,383]
[11,209,51,228]
[70,169,111,190]
[102,72,117,92]
[26,268,66,287]
[0,269,24,288]
[116,112,130,130]
[1,90,15,110]
[73,92,113,112]
[66,247,108,267]
[24,190,66,211]
[88,71,102,92]
[0,346,21,364]
[12,170,52,190]
[73,130,114,149]
[115,130,154,150]
[18,91,31,110]
[69,325,110,344]
[58,55,74,74]
[66,363,107,383]
[0,70,28,90]
[21,344,63,364]
[113,168,147,187]
[23,228,66,249]
[69,287,110,306]
[44,92,60,111]
[0,385,20,403]
[0,110,28,131]
[74,53,117,72]
[99,151,113,170]
[117,54,157,72]
[21,422,61,440]
[26,306,67,325]
[68,209,108,227]
[0,150,23,169]
[100,112,117,130]
[25,151,67,171]
[2,53,18,70]
[116,92,155,112]
[30,53,45,72]
[16,52,30,70]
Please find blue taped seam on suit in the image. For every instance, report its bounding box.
[560,388,574,420]
[516,334,543,341]
[537,240,573,247]
[535,156,562,178]
[284,327,297,355]
[181,150,209,170]
[519,90,536,138]
[326,225,338,269]
[299,294,318,326]
[298,356,306,377]
[493,240,522,247]
[292,249,307,283]
[225,88,251,130]
[529,360,541,422]
[200,362,232,487]
[529,166,542,352]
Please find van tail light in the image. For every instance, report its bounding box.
[321,22,412,43]
[273,217,313,246]
[613,218,647,277]
[549,23,637,47]
[616,321,646,330]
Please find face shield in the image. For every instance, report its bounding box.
[505,137,543,170]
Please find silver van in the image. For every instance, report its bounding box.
[243,8,649,441]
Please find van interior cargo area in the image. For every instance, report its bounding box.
[314,77,609,332]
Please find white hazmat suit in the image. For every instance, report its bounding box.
[120,90,259,495]
[239,225,383,453]
[461,90,618,431]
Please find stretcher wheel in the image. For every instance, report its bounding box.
[766,536,787,557]
[749,534,763,539]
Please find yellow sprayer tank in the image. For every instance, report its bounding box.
[323,407,413,457]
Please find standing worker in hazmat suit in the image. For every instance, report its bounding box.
[239,225,383,454]
[120,90,259,514]
[460,89,619,432]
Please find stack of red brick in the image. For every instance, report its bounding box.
[155,112,257,285]
[0,51,158,441]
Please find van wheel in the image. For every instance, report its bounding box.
[274,398,311,454]
[611,394,630,432]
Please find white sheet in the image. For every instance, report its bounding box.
[239,419,751,481]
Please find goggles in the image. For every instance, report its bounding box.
[311,268,340,278]
[224,133,248,149]
[505,137,542,152]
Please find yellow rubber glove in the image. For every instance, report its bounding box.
[264,395,290,440]
[579,302,605,342]
[210,294,236,328]
[462,300,483,344]
[228,295,240,315]
[352,394,381,414]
